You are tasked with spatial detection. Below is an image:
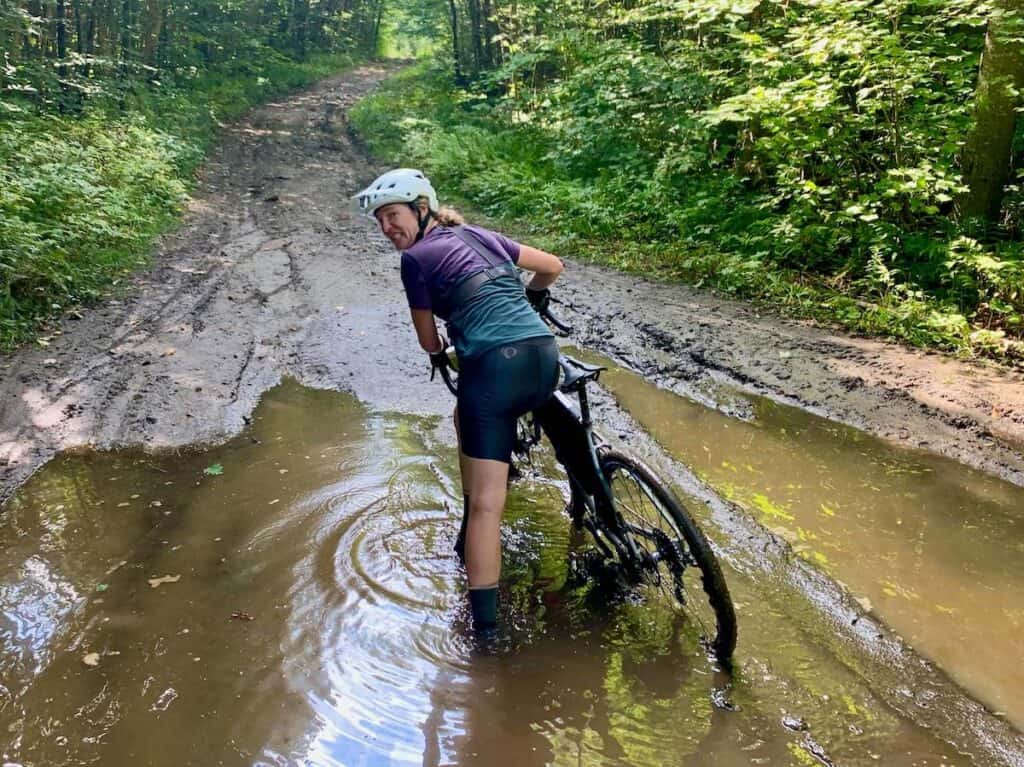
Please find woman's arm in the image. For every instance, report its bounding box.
[517,245,564,291]
[410,308,444,352]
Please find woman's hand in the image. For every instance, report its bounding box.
[428,337,450,381]
[526,287,550,313]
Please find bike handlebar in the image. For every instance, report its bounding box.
[539,300,574,334]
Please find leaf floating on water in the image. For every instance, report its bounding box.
[752,493,795,522]
[856,596,873,612]
[203,463,224,476]
[268,498,280,505]
[148,574,181,588]
[231,611,255,621]
[82,652,101,667]
[151,687,178,712]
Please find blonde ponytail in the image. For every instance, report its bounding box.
[435,206,466,226]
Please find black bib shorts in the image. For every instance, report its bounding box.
[456,336,560,463]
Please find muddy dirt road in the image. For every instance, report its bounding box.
[2,62,1024,764]
[2,63,1023,502]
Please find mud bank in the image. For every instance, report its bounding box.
[546,267,1024,488]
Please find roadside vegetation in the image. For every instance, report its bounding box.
[351,0,1024,363]
[0,0,384,349]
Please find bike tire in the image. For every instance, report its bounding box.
[599,450,737,663]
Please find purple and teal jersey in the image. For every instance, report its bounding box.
[400,225,553,359]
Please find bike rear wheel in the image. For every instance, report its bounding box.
[599,451,737,663]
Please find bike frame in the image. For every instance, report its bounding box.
[530,384,646,569]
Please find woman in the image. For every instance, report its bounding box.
[352,168,564,639]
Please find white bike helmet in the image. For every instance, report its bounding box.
[351,168,439,219]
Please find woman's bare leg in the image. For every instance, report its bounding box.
[453,407,472,562]
[453,406,471,496]
[463,457,510,587]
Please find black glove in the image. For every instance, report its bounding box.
[429,337,450,381]
[526,287,550,314]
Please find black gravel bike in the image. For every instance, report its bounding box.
[434,300,737,663]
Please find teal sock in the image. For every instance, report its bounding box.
[468,586,498,634]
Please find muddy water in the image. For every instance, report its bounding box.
[1,380,971,766]
[579,351,1024,730]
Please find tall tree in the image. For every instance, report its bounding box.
[960,1,1024,224]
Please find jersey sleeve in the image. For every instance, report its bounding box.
[400,252,432,310]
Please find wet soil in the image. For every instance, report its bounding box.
[2,61,1024,763]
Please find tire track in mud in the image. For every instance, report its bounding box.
[0,63,406,496]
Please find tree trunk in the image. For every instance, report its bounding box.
[467,0,482,75]
[119,0,132,73]
[448,0,463,83]
[56,0,70,106]
[83,0,98,76]
[140,0,164,68]
[959,1,1024,224]
[56,0,69,68]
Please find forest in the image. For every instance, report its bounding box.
[2,0,1023,361]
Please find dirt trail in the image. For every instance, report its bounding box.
[2,66,1023,505]
[2,61,1024,763]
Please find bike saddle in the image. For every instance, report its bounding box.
[558,355,605,392]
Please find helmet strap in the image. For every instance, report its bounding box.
[411,203,436,243]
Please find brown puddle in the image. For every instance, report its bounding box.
[575,349,1024,730]
[0,380,975,765]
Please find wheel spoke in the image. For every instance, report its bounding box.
[598,452,736,662]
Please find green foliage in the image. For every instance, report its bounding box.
[0,50,357,348]
[353,0,1024,363]
[0,114,189,344]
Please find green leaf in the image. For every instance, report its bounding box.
[203,463,224,476]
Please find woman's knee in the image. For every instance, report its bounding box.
[468,496,504,521]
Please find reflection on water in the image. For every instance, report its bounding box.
[0,380,968,765]
[583,352,1024,729]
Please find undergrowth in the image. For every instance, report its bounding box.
[0,52,356,349]
[350,63,1023,365]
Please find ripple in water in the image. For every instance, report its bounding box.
[282,419,473,765]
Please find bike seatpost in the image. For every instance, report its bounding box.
[577,386,592,428]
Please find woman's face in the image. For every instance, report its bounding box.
[374,203,421,250]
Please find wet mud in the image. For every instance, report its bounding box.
[1,62,1023,764]
[568,347,1024,727]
